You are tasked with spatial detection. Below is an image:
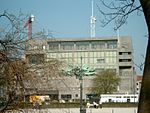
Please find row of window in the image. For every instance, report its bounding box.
[27,55,131,65]
[48,41,117,50]
[47,51,117,58]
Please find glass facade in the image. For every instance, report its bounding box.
[48,40,117,51]
[91,41,105,49]
[60,42,74,50]
[76,42,89,50]
[47,50,117,71]
[49,42,59,50]
[107,41,117,49]
[46,39,121,73]
[105,51,117,63]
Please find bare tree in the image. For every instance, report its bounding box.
[0,10,67,112]
[98,0,142,30]
[97,0,150,112]
[0,11,50,111]
[0,11,29,112]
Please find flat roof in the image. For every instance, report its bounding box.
[46,36,120,42]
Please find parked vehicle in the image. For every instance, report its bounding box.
[100,94,139,103]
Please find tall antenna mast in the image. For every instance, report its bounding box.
[90,0,96,38]
[117,29,120,47]
[24,14,35,39]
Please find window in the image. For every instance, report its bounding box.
[91,41,105,49]
[78,52,85,57]
[105,58,117,63]
[123,96,130,98]
[97,59,105,63]
[60,42,74,50]
[61,94,72,100]
[97,52,105,57]
[75,94,78,97]
[131,96,137,98]
[76,42,89,50]
[48,42,59,50]
[116,96,121,98]
[106,52,117,57]
[105,52,117,63]
[107,41,117,49]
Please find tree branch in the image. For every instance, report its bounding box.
[97,0,142,30]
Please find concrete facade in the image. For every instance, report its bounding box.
[25,36,136,101]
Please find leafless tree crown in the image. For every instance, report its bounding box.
[97,0,142,30]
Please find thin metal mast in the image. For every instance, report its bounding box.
[90,0,96,38]
[24,14,34,39]
[117,29,120,47]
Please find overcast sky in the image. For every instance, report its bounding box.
[0,0,148,74]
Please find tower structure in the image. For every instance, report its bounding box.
[24,14,35,39]
[90,0,96,38]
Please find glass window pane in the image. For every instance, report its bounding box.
[60,42,74,50]
[48,42,59,50]
[76,42,89,50]
[107,41,117,49]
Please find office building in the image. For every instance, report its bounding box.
[25,36,136,101]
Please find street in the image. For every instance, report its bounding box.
[5,107,137,113]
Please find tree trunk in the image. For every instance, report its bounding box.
[138,0,150,113]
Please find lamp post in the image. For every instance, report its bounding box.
[79,57,86,113]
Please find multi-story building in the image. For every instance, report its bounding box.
[25,36,136,101]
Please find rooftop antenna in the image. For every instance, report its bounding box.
[90,0,96,38]
[117,29,120,47]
